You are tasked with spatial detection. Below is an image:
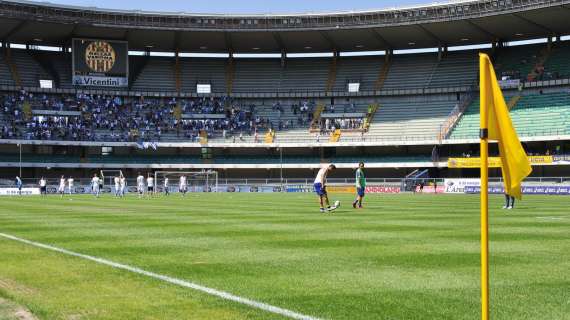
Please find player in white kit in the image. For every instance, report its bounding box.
[147,175,154,197]
[163,177,170,196]
[58,175,66,197]
[136,173,145,198]
[179,175,187,196]
[119,176,126,197]
[67,177,74,194]
[114,176,121,197]
[91,173,101,198]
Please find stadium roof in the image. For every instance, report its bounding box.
[0,0,570,53]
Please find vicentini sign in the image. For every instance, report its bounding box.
[72,76,128,87]
[72,38,129,87]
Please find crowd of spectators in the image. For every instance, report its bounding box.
[0,91,321,142]
[318,117,364,132]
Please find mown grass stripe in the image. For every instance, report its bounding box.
[0,232,322,320]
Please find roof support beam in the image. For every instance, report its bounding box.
[2,20,27,42]
[465,20,500,41]
[369,29,392,50]
[224,32,234,53]
[272,32,286,53]
[173,31,181,51]
[415,25,444,46]
[60,24,79,44]
[511,13,554,35]
[319,31,337,51]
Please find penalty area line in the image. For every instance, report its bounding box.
[0,232,321,320]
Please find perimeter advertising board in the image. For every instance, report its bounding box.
[448,156,553,168]
[72,39,129,87]
[465,185,570,195]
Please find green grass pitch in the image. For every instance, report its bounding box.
[0,193,568,319]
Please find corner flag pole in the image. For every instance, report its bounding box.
[479,55,490,320]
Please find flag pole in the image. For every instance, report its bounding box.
[479,54,490,320]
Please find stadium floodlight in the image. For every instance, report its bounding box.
[197,84,211,94]
[154,170,218,194]
[348,82,360,93]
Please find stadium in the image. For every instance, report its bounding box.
[0,0,568,319]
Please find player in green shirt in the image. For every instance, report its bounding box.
[353,162,366,209]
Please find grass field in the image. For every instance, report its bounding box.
[0,193,568,320]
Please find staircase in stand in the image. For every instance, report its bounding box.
[374,56,391,91]
[5,48,21,87]
[225,57,235,95]
[329,129,341,142]
[507,95,521,110]
[527,46,551,82]
[437,92,476,141]
[175,53,181,93]
[362,104,379,131]
[309,104,326,132]
[325,56,338,92]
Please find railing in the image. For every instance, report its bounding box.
[437,85,477,141]
[0,0,566,31]
[448,128,570,141]
[4,176,570,189]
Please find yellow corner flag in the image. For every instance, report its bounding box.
[479,53,532,199]
[478,53,533,320]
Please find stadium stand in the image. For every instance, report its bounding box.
[428,51,479,88]
[366,96,458,141]
[0,51,15,86]
[233,59,282,93]
[543,41,570,80]
[449,91,570,139]
[382,53,439,90]
[494,44,542,81]
[131,57,177,92]
[333,56,384,92]
[179,58,227,93]
[9,49,53,88]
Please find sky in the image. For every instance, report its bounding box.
[46,0,438,14]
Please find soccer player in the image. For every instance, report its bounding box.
[136,173,145,198]
[67,176,74,194]
[114,175,121,197]
[119,175,126,197]
[15,176,22,195]
[58,175,66,197]
[314,164,337,213]
[353,162,366,209]
[99,172,104,192]
[91,173,101,198]
[147,174,154,197]
[163,177,170,196]
[503,193,515,210]
[179,175,187,196]
[39,177,47,196]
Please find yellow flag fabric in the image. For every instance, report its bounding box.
[479,53,532,199]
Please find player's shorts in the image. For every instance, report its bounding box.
[40,186,46,193]
[138,185,145,193]
[58,187,65,192]
[179,186,187,192]
[357,187,365,197]
[147,186,153,192]
[314,183,326,196]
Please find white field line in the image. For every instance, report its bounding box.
[0,232,321,320]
